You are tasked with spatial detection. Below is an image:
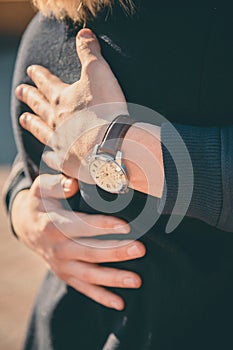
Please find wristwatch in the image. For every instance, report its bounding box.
[88,115,135,194]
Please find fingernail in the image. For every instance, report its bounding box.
[127,245,142,257]
[78,29,95,39]
[27,66,33,75]
[123,277,137,288]
[19,115,25,124]
[15,86,23,98]
[110,300,122,310]
[114,224,130,234]
[20,113,30,123]
[62,178,73,192]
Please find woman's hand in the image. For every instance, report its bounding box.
[12,173,146,310]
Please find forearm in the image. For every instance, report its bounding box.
[122,122,164,198]
[4,166,32,213]
[123,120,233,232]
[161,123,233,232]
[11,189,30,240]
[4,156,32,237]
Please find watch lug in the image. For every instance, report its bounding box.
[115,151,122,166]
[92,144,100,156]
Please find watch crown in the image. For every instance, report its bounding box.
[92,144,100,156]
[115,151,122,166]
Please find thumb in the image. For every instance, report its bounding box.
[31,174,79,199]
[76,28,103,66]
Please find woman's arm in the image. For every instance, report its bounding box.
[4,17,146,310]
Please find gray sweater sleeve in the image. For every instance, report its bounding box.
[3,14,44,235]
[161,123,233,232]
[4,155,32,210]
[4,13,78,237]
[3,154,32,237]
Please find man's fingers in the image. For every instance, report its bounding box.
[26,65,67,103]
[42,151,61,172]
[31,174,78,199]
[57,239,146,263]
[67,277,124,310]
[19,112,53,145]
[76,28,103,67]
[15,84,52,123]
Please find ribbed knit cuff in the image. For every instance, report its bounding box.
[218,126,233,231]
[4,171,32,238]
[160,123,222,228]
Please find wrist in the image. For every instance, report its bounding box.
[72,111,110,164]
[122,123,164,197]
[11,189,29,239]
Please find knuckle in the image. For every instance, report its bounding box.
[98,268,112,286]
[81,92,92,106]
[54,95,61,106]
[97,216,109,230]
[38,215,53,234]
[66,275,77,288]
[81,248,93,263]
[50,242,64,259]
[108,274,118,286]
[55,269,67,281]
[50,112,57,129]
[34,73,44,86]
[32,175,41,192]
[114,274,124,287]
[97,295,104,305]
[31,98,40,110]
[115,248,125,261]
[51,92,61,106]
[79,268,90,282]
[79,266,97,283]
[52,139,62,151]
[98,294,109,307]
[33,124,40,135]
[51,121,57,130]
[57,110,66,120]
[77,41,89,53]
[41,134,49,146]
[82,58,99,76]
[101,218,117,231]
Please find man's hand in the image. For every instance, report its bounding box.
[16,28,164,197]
[12,174,146,310]
[16,28,127,128]
[15,28,128,180]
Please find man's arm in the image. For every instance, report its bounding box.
[160,123,233,232]
[15,28,233,233]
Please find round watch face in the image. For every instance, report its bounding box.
[89,154,128,194]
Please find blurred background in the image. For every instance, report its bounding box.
[0,1,46,349]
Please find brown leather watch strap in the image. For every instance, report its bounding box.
[97,115,135,156]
